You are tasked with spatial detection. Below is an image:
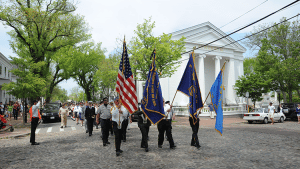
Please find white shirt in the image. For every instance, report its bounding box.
[32,101,40,117]
[111,105,127,128]
[164,104,172,119]
[268,105,275,114]
[74,106,80,113]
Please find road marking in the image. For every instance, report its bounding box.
[60,128,64,132]
[47,127,52,133]
[35,129,40,134]
[71,127,76,131]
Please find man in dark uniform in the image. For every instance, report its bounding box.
[189,112,201,149]
[85,101,95,136]
[134,108,151,152]
[157,100,176,149]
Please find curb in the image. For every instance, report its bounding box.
[0,131,31,139]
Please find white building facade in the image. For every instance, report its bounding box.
[0,52,17,104]
[136,22,247,116]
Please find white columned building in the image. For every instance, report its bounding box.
[136,22,246,115]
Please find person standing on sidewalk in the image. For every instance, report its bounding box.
[0,102,4,116]
[59,103,69,128]
[189,111,201,149]
[96,98,112,146]
[268,102,275,125]
[7,102,13,120]
[30,100,41,145]
[13,101,19,120]
[296,104,300,124]
[85,101,96,136]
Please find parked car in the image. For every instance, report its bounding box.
[243,108,286,124]
[281,103,300,120]
[40,103,61,123]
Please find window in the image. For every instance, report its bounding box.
[5,67,6,77]
[0,64,2,75]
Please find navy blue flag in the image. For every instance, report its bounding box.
[177,52,203,124]
[210,70,224,136]
[141,51,165,125]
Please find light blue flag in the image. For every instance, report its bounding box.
[210,70,224,136]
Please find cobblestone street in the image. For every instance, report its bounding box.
[1,119,300,169]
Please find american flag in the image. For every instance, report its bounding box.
[116,40,138,114]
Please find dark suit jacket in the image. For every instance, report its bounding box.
[85,106,95,119]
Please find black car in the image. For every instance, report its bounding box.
[282,103,300,120]
[40,103,61,122]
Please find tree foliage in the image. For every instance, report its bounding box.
[95,53,120,99]
[242,17,300,103]
[69,42,106,101]
[129,17,186,80]
[51,85,68,103]
[0,0,90,102]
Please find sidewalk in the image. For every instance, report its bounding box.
[172,116,246,127]
[0,116,31,139]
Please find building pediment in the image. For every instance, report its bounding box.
[170,22,246,52]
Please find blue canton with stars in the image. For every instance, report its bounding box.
[119,44,132,78]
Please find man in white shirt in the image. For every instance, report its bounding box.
[111,97,127,156]
[268,102,275,125]
[157,100,176,149]
[30,100,40,145]
[74,103,80,125]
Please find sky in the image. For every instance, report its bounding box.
[0,0,299,94]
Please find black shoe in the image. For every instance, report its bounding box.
[116,152,121,156]
[158,145,162,148]
[145,148,149,152]
[86,130,88,133]
[170,145,176,149]
[106,141,110,144]
[191,143,196,147]
[120,150,123,153]
[141,145,146,148]
[60,126,63,128]
[31,142,39,145]
[103,143,107,146]
[196,145,201,149]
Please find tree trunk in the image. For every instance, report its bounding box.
[22,98,25,125]
[85,88,92,101]
[282,92,287,103]
[288,91,293,103]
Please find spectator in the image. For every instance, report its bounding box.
[208,103,214,119]
[296,104,300,124]
[268,102,275,125]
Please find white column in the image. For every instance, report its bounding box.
[239,60,244,77]
[213,56,222,78]
[227,58,236,104]
[198,54,206,103]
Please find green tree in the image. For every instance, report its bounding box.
[129,17,186,80]
[0,0,90,101]
[51,86,68,103]
[70,42,106,101]
[244,18,300,103]
[95,53,120,99]
[235,73,271,108]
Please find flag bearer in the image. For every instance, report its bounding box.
[111,97,127,156]
[189,111,201,149]
[85,101,96,136]
[134,107,151,152]
[157,100,176,149]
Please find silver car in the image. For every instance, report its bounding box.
[243,108,286,124]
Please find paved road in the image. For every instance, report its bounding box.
[1,120,300,169]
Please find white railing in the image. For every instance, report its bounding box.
[173,104,247,117]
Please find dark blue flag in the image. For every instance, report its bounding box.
[210,70,224,136]
[141,51,165,125]
[177,52,203,124]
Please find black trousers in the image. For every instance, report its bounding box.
[112,121,122,152]
[139,123,150,148]
[109,120,113,135]
[121,119,128,140]
[189,117,200,147]
[13,109,18,120]
[87,118,94,135]
[30,117,39,143]
[157,120,174,147]
[101,119,110,143]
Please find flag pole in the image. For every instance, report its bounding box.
[171,90,178,106]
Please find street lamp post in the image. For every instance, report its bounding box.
[246,92,249,113]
